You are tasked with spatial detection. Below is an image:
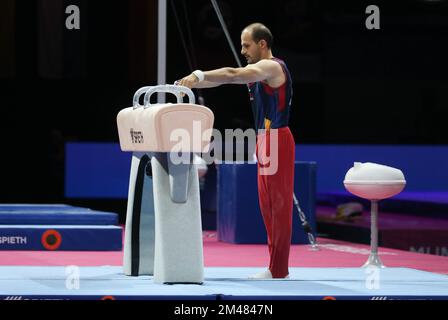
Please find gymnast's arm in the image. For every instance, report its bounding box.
[193,80,222,88]
[178,60,279,89]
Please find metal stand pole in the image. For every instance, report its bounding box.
[362,200,385,268]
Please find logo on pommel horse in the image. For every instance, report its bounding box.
[130,128,144,144]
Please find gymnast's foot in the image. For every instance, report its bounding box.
[248,269,290,279]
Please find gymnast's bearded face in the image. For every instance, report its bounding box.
[240,30,262,64]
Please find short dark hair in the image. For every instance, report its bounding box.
[244,23,273,49]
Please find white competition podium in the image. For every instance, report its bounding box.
[116,85,214,284]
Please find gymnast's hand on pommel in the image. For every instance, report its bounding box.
[176,73,200,89]
[175,70,222,89]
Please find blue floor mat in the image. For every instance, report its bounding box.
[0,266,447,300]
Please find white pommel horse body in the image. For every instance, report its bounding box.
[116,85,214,284]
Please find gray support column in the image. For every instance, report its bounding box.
[151,153,204,284]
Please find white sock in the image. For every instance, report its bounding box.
[248,269,273,279]
[248,269,290,279]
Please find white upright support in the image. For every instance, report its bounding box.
[362,200,385,268]
[123,152,155,276]
[157,0,167,104]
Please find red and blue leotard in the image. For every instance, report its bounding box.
[248,57,293,131]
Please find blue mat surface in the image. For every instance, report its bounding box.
[0,204,118,225]
[0,204,122,251]
[0,266,447,300]
[0,204,88,210]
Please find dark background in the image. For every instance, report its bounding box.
[0,0,447,205]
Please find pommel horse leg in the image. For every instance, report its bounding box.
[151,152,204,284]
[123,152,155,276]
